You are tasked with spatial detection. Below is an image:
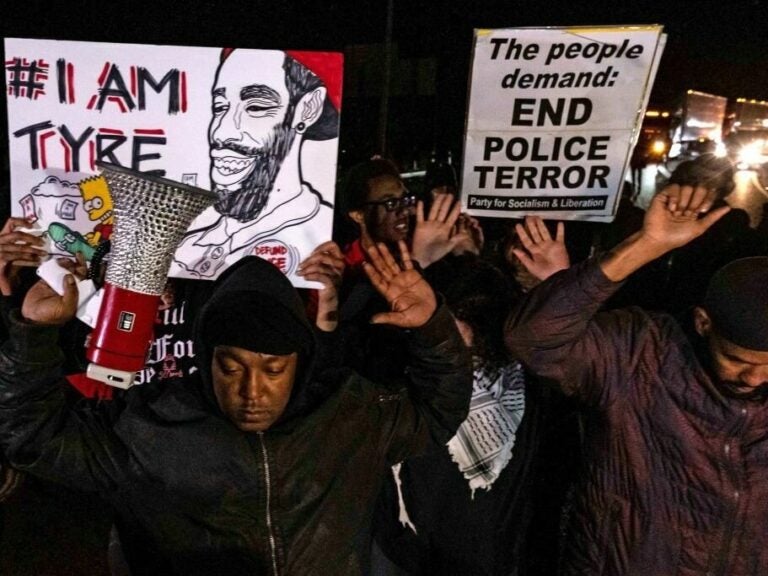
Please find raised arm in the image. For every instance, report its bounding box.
[600,184,729,281]
[362,241,472,461]
[0,275,129,491]
[505,185,730,402]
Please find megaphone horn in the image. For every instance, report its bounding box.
[86,161,216,388]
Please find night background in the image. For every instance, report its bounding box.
[2,0,768,203]
[1,3,768,574]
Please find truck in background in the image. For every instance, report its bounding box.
[667,90,728,160]
[724,98,768,170]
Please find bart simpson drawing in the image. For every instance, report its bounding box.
[79,176,114,246]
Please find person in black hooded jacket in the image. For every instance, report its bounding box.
[0,241,472,576]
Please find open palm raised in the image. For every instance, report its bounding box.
[363,241,437,329]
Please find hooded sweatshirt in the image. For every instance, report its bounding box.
[0,256,471,576]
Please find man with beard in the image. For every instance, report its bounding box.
[172,49,340,279]
[505,182,768,576]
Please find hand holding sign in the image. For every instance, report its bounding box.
[297,240,345,332]
[0,217,47,295]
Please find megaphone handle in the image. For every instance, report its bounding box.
[86,283,159,373]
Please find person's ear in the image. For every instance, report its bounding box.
[693,307,712,337]
[348,209,364,227]
[348,209,376,248]
[293,87,327,131]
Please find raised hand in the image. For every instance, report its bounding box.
[0,217,48,295]
[601,184,732,282]
[509,216,569,282]
[450,214,485,256]
[363,241,437,328]
[297,241,345,332]
[642,184,731,250]
[410,192,462,267]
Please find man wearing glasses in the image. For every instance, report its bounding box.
[335,157,469,377]
[343,158,418,255]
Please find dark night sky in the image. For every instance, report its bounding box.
[4,0,765,96]
[2,0,767,181]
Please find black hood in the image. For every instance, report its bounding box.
[193,256,319,427]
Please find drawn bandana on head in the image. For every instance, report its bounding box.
[208,50,326,222]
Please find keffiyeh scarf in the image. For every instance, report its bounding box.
[394,361,526,532]
[447,361,526,496]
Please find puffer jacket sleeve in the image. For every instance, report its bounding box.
[505,258,655,407]
[383,303,473,464]
[0,309,130,492]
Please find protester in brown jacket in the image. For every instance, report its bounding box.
[506,183,768,575]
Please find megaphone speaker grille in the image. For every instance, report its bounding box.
[97,162,216,295]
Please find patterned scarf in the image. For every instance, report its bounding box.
[393,361,527,533]
[447,361,526,497]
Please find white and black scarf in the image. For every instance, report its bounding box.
[394,361,526,532]
[447,361,526,496]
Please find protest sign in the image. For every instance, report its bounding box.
[4,38,343,286]
[461,26,665,221]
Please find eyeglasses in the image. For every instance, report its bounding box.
[362,193,418,213]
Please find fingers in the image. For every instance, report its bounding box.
[298,252,343,273]
[310,240,342,257]
[74,252,88,277]
[470,217,485,248]
[524,216,544,244]
[428,193,456,223]
[0,229,46,249]
[397,240,414,270]
[534,216,552,241]
[555,221,565,243]
[510,247,535,270]
[428,193,448,221]
[298,242,344,278]
[298,263,343,289]
[369,310,404,325]
[514,222,536,252]
[61,274,79,312]
[377,242,400,273]
[1,217,34,235]
[56,254,88,280]
[361,259,385,293]
[0,222,47,267]
[674,184,694,216]
[363,243,398,285]
[444,197,462,229]
[416,200,425,223]
[663,184,718,217]
[697,188,720,215]
[698,204,732,230]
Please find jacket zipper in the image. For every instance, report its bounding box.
[258,432,279,576]
[712,411,749,576]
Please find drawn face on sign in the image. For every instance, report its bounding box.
[208,51,297,222]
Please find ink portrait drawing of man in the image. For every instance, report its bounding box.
[171,48,342,285]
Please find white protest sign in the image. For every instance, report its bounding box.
[461,26,665,221]
[4,38,343,287]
